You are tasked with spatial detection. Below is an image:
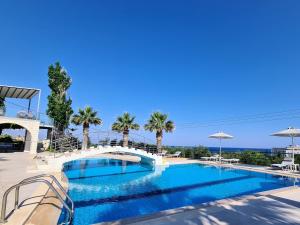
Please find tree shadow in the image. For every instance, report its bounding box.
[172,194,300,225]
[86,180,299,225]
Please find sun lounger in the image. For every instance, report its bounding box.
[167,151,181,157]
[285,164,300,171]
[159,150,168,156]
[231,158,240,163]
[221,158,240,164]
[209,155,223,161]
[271,159,294,170]
[201,157,211,161]
[209,156,219,161]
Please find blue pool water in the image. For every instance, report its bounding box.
[59,158,299,225]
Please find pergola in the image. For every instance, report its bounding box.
[0,85,41,117]
[0,85,41,153]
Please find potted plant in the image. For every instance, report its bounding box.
[0,98,5,116]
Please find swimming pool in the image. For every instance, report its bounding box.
[59,158,299,225]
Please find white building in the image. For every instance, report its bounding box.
[0,85,51,154]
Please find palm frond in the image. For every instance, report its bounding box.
[71,106,102,127]
[165,120,175,132]
[111,112,139,132]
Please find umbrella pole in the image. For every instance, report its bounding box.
[292,136,295,164]
[219,138,222,162]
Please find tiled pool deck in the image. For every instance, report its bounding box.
[109,187,300,225]
[0,152,39,220]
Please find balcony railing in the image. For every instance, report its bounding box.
[0,110,54,127]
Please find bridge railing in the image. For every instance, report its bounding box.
[70,129,158,154]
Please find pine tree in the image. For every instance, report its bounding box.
[46,62,73,132]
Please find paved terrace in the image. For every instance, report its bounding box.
[122,187,300,225]
[0,152,40,224]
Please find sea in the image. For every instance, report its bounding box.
[208,147,271,154]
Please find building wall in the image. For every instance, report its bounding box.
[0,116,40,154]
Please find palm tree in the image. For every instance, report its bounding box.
[112,112,140,147]
[144,112,175,153]
[71,106,102,150]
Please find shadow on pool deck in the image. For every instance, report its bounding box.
[123,189,300,225]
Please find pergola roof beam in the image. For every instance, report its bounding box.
[0,85,40,100]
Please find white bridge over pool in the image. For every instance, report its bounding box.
[98,146,163,165]
[38,146,165,172]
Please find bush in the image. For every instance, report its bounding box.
[164,146,288,167]
[269,154,284,165]
[164,146,182,154]
[0,134,13,143]
[221,152,241,159]
[240,151,271,166]
[164,146,211,159]
[46,146,55,152]
[182,148,193,158]
[193,147,211,159]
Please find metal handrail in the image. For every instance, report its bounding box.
[0,177,73,225]
[16,174,74,213]
[52,136,79,156]
[52,137,75,143]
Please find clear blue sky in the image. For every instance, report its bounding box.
[1,0,300,148]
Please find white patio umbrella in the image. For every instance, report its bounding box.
[209,132,234,159]
[271,127,300,163]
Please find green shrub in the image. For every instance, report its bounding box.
[0,134,13,143]
[164,146,211,159]
[164,146,182,154]
[221,152,241,159]
[269,154,284,165]
[193,147,211,159]
[183,149,193,158]
[240,151,271,166]
[164,146,288,166]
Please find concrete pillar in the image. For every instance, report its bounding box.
[29,127,39,154]
[24,129,39,154]
[24,131,32,152]
[46,128,52,139]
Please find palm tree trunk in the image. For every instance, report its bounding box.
[82,124,89,150]
[123,130,129,147]
[156,131,163,153]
